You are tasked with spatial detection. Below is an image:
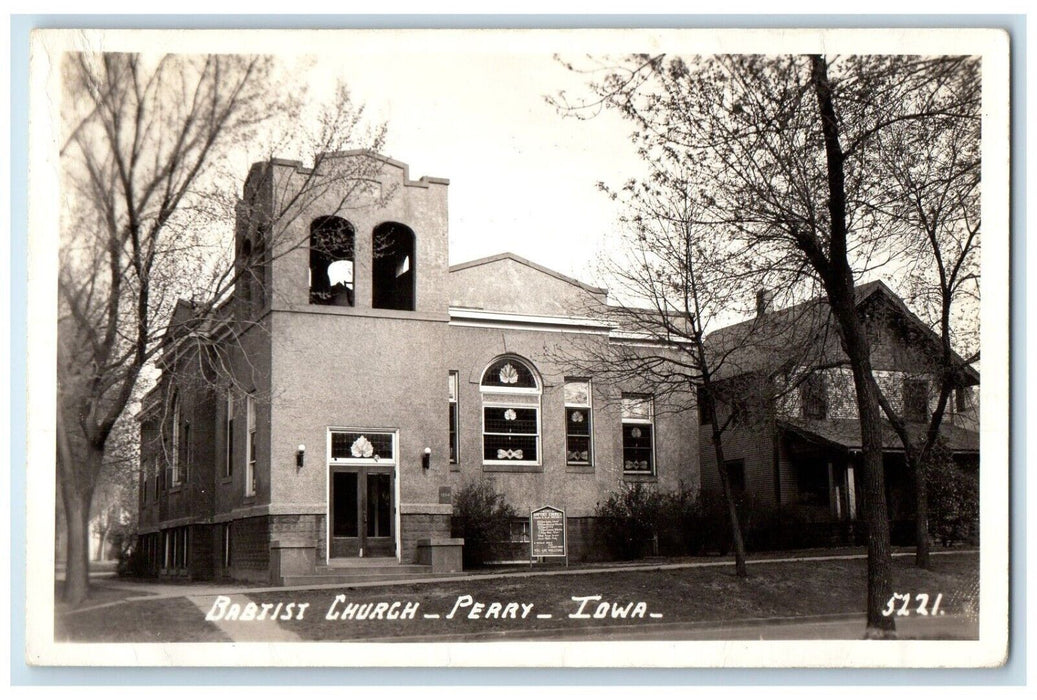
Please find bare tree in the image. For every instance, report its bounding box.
[557,52,978,636]
[57,52,385,604]
[867,59,981,568]
[557,164,829,577]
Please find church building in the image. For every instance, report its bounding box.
[135,152,700,583]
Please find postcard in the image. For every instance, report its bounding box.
[25,26,1010,668]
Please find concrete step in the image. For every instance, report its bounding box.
[280,569,438,587]
[277,560,438,587]
[316,563,431,575]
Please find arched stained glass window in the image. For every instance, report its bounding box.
[480,356,541,466]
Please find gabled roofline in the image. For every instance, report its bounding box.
[449,252,608,296]
[707,278,980,385]
[856,281,981,384]
[263,150,449,188]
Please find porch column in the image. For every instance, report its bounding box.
[827,461,841,520]
[846,463,857,520]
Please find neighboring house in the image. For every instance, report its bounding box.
[135,152,698,583]
[698,282,979,544]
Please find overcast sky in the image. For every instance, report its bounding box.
[294,44,647,284]
[41,27,1005,316]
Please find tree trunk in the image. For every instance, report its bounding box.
[913,457,931,568]
[96,523,111,562]
[809,54,895,637]
[849,358,897,637]
[711,427,749,577]
[61,485,93,605]
[56,409,101,605]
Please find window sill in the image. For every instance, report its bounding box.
[482,463,543,474]
[622,472,658,483]
[220,477,233,485]
[565,464,595,474]
[168,486,182,494]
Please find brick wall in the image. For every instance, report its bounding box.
[189,523,215,581]
[229,516,271,580]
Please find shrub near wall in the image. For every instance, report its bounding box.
[450,479,518,569]
[596,483,710,559]
[596,484,869,560]
[926,443,979,546]
[596,483,664,559]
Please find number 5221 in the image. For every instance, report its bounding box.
[882,592,944,617]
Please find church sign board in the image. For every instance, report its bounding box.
[530,505,567,565]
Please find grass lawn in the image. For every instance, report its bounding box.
[276,552,978,641]
[55,551,977,642]
[56,595,232,643]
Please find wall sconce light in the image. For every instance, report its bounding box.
[422,447,432,470]
[296,444,305,469]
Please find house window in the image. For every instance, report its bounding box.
[309,216,355,306]
[903,378,929,423]
[800,372,827,420]
[330,430,396,464]
[510,518,531,543]
[564,379,593,466]
[480,357,541,466]
[697,386,713,426]
[448,371,459,465]
[170,393,181,486]
[245,394,256,496]
[621,394,655,474]
[372,222,416,311]
[225,391,234,478]
[954,386,970,413]
[725,459,746,495]
[797,458,830,506]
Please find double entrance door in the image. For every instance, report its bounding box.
[330,466,395,558]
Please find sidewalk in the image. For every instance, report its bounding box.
[349,613,979,643]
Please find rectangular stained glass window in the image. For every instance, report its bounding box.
[483,406,538,462]
[621,395,654,474]
[330,431,396,463]
[565,380,592,466]
[449,372,459,464]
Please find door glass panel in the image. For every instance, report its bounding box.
[367,473,392,538]
[333,471,359,537]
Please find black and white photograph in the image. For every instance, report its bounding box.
[25,26,1010,668]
